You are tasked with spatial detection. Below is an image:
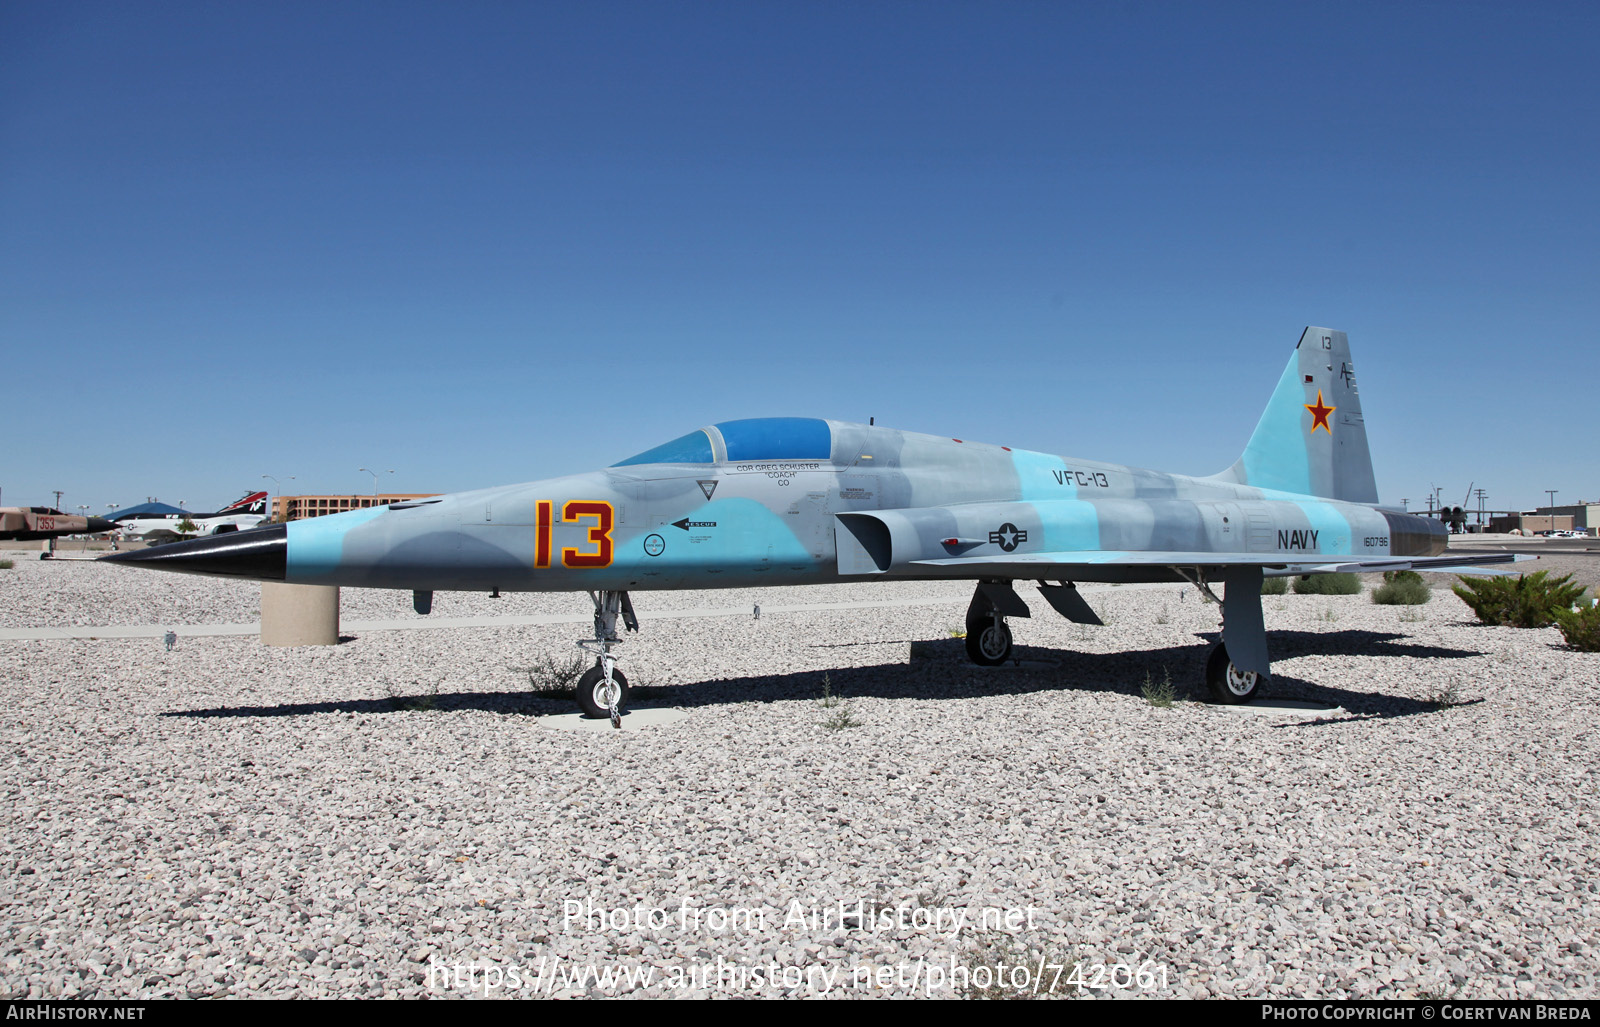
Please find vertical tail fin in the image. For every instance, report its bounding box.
[1216,327,1378,503]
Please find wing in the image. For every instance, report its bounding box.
[910,550,1533,579]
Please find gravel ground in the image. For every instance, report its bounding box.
[1,553,1597,999]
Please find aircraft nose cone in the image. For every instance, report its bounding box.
[87,517,115,533]
[100,524,287,580]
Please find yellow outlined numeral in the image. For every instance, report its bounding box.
[561,500,614,568]
[535,500,554,568]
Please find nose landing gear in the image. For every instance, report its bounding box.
[576,590,638,727]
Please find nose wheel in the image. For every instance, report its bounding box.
[576,664,630,722]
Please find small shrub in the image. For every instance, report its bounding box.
[519,652,589,698]
[1372,569,1430,606]
[817,671,841,709]
[1293,573,1362,595]
[1261,576,1288,595]
[1452,571,1585,628]
[1427,680,1466,710]
[1140,668,1176,707]
[1399,608,1427,623]
[0,559,13,570]
[817,671,862,729]
[823,703,863,731]
[1554,601,1600,652]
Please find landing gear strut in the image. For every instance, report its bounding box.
[576,590,637,727]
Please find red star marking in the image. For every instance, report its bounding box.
[1305,389,1335,434]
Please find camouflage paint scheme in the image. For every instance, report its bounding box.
[282,328,1442,596]
[106,328,1516,689]
[0,507,114,541]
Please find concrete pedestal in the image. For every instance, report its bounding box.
[260,583,340,646]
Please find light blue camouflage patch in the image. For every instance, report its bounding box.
[1240,354,1313,495]
[288,506,388,578]
[1012,449,1073,502]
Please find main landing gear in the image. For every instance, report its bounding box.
[1177,567,1271,705]
[965,581,1029,666]
[575,590,638,727]
[1205,640,1261,704]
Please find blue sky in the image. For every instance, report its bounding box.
[2,1,1595,517]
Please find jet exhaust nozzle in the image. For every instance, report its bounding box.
[100,524,287,581]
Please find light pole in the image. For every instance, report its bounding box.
[359,468,394,496]
[263,474,295,522]
[1474,488,1487,528]
[1546,490,1558,533]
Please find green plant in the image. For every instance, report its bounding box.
[817,671,840,709]
[1554,600,1600,652]
[1261,576,1289,595]
[1398,608,1427,623]
[0,559,13,570]
[1319,607,1339,622]
[1372,569,1430,606]
[1452,571,1585,628]
[948,627,967,639]
[822,703,863,731]
[1154,606,1170,624]
[817,671,862,729]
[1293,572,1362,595]
[1140,667,1176,707]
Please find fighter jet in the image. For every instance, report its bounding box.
[1,507,116,543]
[113,491,270,544]
[104,328,1520,720]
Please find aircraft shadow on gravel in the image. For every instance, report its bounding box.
[164,629,1481,724]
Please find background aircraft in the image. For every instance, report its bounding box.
[0,507,115,543]
[113,491,269,544]
[105,328,1519,722]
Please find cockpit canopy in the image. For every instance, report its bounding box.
[613,417,833,466]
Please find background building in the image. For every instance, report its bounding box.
[1534,503,1600,532]
[273,493,437,521]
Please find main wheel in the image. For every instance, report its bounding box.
[1205,641,1262,704]
[575,664,630,719]
[965,619,1013,666]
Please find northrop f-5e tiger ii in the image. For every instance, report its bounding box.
[104,327,1519,723]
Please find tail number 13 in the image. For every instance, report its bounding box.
[536,500,614,569]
